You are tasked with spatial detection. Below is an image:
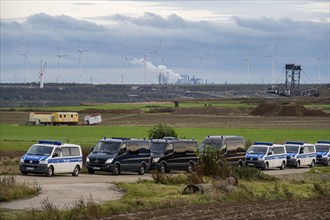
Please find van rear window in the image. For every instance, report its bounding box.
[62,147,80,156]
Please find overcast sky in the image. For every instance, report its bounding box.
[1,0,329,84]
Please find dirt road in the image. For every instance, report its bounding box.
[0,173,152,210]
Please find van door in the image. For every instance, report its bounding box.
[164,143,175,169]
[50,147,62,173]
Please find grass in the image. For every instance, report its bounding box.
[1,169,329,220]
[0,175,42,202]
[1,124,329,151]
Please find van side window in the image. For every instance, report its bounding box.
[70,147,80,156]
[62,147,70,157]
[273,147,284,154]
[187,143,197,153]
[174,143,186,154]
[119,143,127,155]
[128,142,139,155]
[307,146,314,153]
[166,144,174,154]
[53,147,60,158]
[304,146,309,154]
[138,142,149,155]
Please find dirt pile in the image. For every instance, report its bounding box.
[173,107,243,115]
[250,102,328,117]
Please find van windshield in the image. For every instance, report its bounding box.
[247,146,268,154]
[315,145,330,152]
[27,145,53,156]
[93,141,120,154]
[150,142,167,154]
[285,145,299,153]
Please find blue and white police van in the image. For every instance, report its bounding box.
[315,141,330,166]
[284,141,316,168]
[19,140,83,177]
[245,142,287,170]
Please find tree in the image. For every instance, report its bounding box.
[148,123,177,139]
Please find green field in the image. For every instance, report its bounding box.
[0,124,329,151]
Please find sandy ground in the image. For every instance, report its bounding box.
[0,173,152,210]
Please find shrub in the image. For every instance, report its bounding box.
[231,167,275,181]
[148,123,177,139]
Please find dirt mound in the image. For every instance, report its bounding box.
[173,107,243,115]
[251,102,329,117]
[80,108,144,114]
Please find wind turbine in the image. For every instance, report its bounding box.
[122,47,130,84]
[243,53,254,84]
[19,44,30,83]
[313,51,327,85]
[38,60,46,89]
[77,40,88,84]
[267,46,278,86]
[150,40,164,84]
[142,45,152,84]
[199,52,209,84]
[57,52,67,83]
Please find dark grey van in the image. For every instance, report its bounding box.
[86,137,150,175]
[199,135,246,167]
[150,139,198,173]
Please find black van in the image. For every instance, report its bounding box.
[199,136,246,167]
[86,137,150,175]
[150,138,198,173]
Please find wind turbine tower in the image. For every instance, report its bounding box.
[199,53,209,84]
[313,51,327,85]
[39,60,46,89]
[19,44,30,83]
[57,53,67,83]
[150,40,164,84]
[77,41,88,84]
[122,47,129,84]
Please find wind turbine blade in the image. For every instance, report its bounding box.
[320,52,328,59]
[43,62,47,72]
[26,55,31,64]
[312,50,318,58]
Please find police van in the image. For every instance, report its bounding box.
[199,135,246,167]
[315,140,330,166]
[284,141,316,168]
[245,142,287,170]
[86,137,150,175]
[19,140,83,177]
[150,138,198,173]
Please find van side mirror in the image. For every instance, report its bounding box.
[53,153,59,158]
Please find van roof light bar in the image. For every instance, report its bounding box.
[39,140,62,145]
[254,142,273,146]
[317,140,330,144]
[111,137,130,140]
[285,141,304,145]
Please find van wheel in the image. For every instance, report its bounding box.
[46,166,54,177]
[72,165,80,176]
[159,163,166,173]
[296,161,300,169]
[88,169,94,174]
[113,165,120,176]
[186,163,194,173]
[310,160,315,168]
[138,164,146,175]
[280,161,285,170]
[263,162,269,171]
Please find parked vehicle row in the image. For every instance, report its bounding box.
[19,138,330,177]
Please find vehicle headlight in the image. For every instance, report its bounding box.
[20,157,24,163]
[86,157,90,163]
[322,155,327,158]
[153,158,160,163]
[258,157,264,161]
[39,160,48,164]
[105,158,113,164]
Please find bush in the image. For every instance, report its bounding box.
[231,167,275,181]
[148,123,177,139]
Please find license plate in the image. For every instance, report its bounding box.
[93,167,100,170]
[26,167,34,170]
[247,163,254,166]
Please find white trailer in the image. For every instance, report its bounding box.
[84,114,102,125]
